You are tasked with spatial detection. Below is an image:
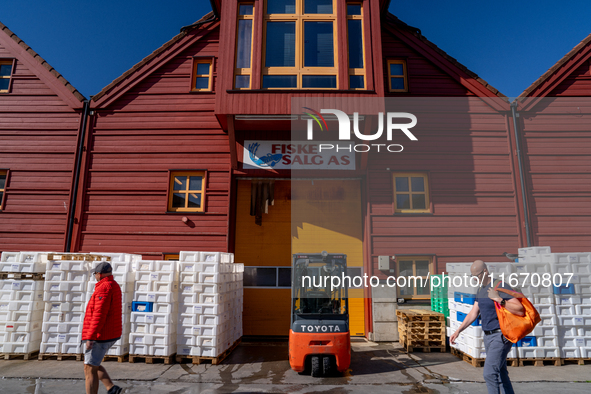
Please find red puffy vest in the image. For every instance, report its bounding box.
[82,275,122,341]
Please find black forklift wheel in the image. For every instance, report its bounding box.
[322,356,332,376]
[311,356,321,377]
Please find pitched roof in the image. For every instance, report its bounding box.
[0,21,85,102]
[519,33,591,98]
[383,13,507,99]
[92,12,215,103]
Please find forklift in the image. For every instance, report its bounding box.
[289,252,351,377]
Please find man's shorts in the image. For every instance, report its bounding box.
[84,339,118,366]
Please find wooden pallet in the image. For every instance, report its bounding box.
[0,272,44,280]
[128,353,175,365]
[103,353,129,363]
[396,309,445,322]
[451,347,561,367]
[176,338,242,365]
[1,350,39,360]
[38,353,83,361]
[560,358,591,366]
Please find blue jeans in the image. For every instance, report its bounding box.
[483,331,514,394]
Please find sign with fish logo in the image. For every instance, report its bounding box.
[243,141,355,170]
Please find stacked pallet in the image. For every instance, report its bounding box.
[88,253,139,361]
[40,254,103,360]
[176,251,243,364]
[0,252,46,358]
[397,309,446,352]
[129,260,179,362]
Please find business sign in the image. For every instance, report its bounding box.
[243,141,355,170]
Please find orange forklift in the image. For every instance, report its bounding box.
[289,252,351,377]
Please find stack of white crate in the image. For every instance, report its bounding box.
[176,251,243,358]
[129,260,178,357]
[0,252,46,354]
[88,253,139,357]
[522,249,591,359]
[40,255,90,354]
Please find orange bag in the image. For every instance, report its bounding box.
[494,280,542,343]
[493,280,541,343]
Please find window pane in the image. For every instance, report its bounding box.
[195,77,210,90]
[173,176,186,191]
[236,19,253,69]
[347,4,362,15]
[412,194,426,210]
[278,268,292,287]
[188,193,201,208]
[0,64,11,76]
[417,282,430,296]
[400,283,414,296]
[265,22,296,67]
[172,193,186,208]
[0,79,9,90]
[395,177,409,192]
[347,19,363,69]
[349,75,364,89]
[302,75,336,88]
[416,261,430,276]
[396,194,410,210]
[267,0,296,14]
[0,174,5,190]
[239,4,254,15]
[262,75,297,88]
[189,176,202,191]
[235,75,250,89]
[244,267,277,287]
[0,192,3,205]
[304,0,333,14]
[196,63,210,75]
[411,177,424,192]
[399,261,413,276]
[304,22,334,67]
[390,63,404,76]
[391,77,405,90]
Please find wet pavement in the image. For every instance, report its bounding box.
[0,340,590,393]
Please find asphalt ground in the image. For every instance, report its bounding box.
[0,340,590,393]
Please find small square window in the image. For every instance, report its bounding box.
[397,257,433,299]
[192,60,213,92]
[0,61,13,93]
[393,173,430,213]
[168,171,205,212]
[387,59,408,92]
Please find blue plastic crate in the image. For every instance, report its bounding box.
[456,311,481,326]
[462,294,476,305]
[132,301,153,312]
[518,336,537,347]
[553,284,575,295]
[454,292,463,303]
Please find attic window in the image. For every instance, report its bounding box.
[387,59,408,92]
[192,59,213,92]
[0,61,14,93]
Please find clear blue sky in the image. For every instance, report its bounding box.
[2,1,590,99]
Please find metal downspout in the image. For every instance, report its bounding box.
[65,100,90,252]
[511,102,532,247]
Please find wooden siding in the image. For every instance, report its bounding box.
[519,100,591,250]
[0,43,81,253]
[366,106,521,277]
[74,29,232,256]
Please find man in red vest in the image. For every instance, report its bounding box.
[82,262,123,394]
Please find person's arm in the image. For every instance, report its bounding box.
[450,301,480,344]
[88,287,112,340]
[487,287,524,316]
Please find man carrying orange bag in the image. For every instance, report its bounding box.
[450,260,524,394]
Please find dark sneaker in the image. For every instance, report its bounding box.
[108,386,122,394]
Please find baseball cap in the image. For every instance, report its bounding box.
[92,261,112,274]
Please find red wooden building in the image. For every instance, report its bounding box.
[517,33,591,250]
[67,0,527,340]
[0,21,87,254]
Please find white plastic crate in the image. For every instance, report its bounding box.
[152,303,175,314]
[539,314,557,327]
[179,252,200,262]
[558,315,591,326]
[149,272,176,283]
[135,281,151,292]
[0,261,45,273]
[179,261,199,272]
[2,340,41,354]
[518,246,551,256]
[576,304,591,315]
[555,295,581,305]
[11,309,43,323]
[130,323,150,334]
[107,344,129,356]
[2,300,44,312]
[199,252,222,263]
[0,280,43,291]
[134,291,177,303]
[536,336,558,347]
[136,261,154,271]
[558,326,578,337]
[560,347,580,358]
[154,260,176,272]
[41,322,83,334]
[576,284,591,294]
[180,283,202,294]
[1,252,21,262]
[130,312,173,325]
[538,347,560,358]
[178,314,198,326]
[556,305,576,316]
[153,281,178,293]
[177,345,192,355]
[200,345,220,357]
[180,293,199,304]
[176,335,194,346]
[572,263,591,275]
[45,301,84,313]
[46,260,88,271]
[129,343,149,355]
[180,272,199,283]
[195,324,218,336]
[199,315,220,326]
[199,291,221,304]
[150,344,176,356]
